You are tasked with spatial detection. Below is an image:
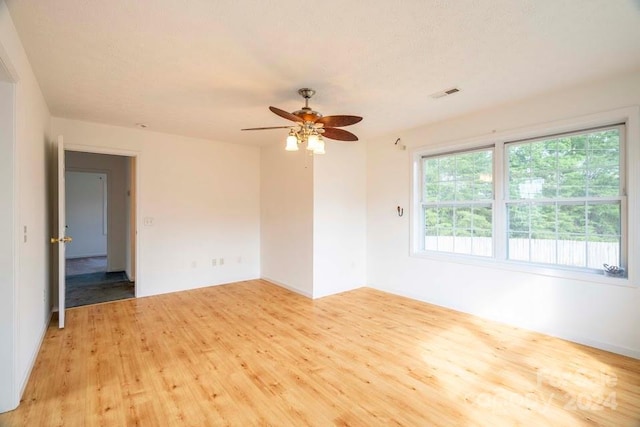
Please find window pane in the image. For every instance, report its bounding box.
[587,240,621,270]
[438,207,454,229]
[508,231,530,261]
[557,204,586,235]
[530,232,557,264]
[507,201,622,270]
[438,182,455,202]
[507,129,620,200]
[423,158,439,179]
[455,180,475,200]
[508,204,529,232]
[471,206,492,256]
[456,155,474,180]
[425,207,438,236]
[438,157,455,181]
[530,204,556,236]
[537,170,558,198]
[472,228,492,257]
[454,230,472,255]
[423,205,492,256]
[475,182,493,200]
[508,144,531,170]
[473,206,492,230]
[586,201,621,269]
[557,234,587,268]
[454,207,472,228]
[587,203,621,237]
[474,150,493,179]
[558,170,586,198]
[423,149,493,203]
[424,183,438,203]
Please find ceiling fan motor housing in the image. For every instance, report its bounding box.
[294,88,322,122]
[294,108,322,122]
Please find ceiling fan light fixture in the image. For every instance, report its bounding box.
[285,132,299,151]
[313,137,325,155]
[306,133,320,151]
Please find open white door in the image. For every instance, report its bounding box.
[51,135,70,328]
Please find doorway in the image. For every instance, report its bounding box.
[64,152,136,307]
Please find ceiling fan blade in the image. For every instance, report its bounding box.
[322,127,359,141]
[269,106,303,123]
[316,115,362,127]
[241,126,293,131]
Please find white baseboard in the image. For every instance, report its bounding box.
[19,309,52,398]
[260,277,313,298]
[538,330,640,360]
[312,285,364,300]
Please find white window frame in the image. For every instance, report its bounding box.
[410,106,640,287]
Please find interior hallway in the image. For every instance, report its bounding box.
[65,256,134,307]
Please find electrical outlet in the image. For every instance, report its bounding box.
[219,258,224,266]
[212,259,217,267]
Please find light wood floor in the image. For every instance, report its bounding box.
[1,280,639,426]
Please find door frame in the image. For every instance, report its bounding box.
[64,145,141,298]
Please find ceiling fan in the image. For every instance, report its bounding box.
[241,88,363,154]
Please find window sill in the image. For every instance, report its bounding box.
[410,250,635,288]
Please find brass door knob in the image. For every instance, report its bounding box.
[50,236,73,244]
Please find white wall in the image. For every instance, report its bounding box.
[65,151,129,271]
[260,145,314,296]
[313,143,367,298]
[0,77,16,413]
[51,117,261,297]
[64,171,107,259]
[260,141,367,299]
[367,70,640,358]
[0,2,52,412]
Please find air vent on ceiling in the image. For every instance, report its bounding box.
[430,87,461,99]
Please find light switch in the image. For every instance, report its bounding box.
[144,217,154,226]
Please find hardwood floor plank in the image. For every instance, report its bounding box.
[1,279,639,426]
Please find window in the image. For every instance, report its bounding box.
[505,127,623,270]
[422,149,493,256]
[413,117,632,281]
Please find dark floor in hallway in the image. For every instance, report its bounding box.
[66,256,134,307]
[66,255,108,275]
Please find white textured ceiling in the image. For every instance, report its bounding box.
[5,0,640,145]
